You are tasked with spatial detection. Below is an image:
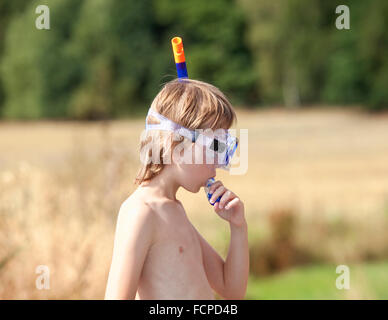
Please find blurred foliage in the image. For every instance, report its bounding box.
[0,0,30,115]
[240,0,388,109]
[0,0,387,119]
[247,261,388,299]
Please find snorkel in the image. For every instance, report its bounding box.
[170,36,223,205]
[171,37,188,79]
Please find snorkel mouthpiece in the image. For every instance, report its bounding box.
[204,178,221,206]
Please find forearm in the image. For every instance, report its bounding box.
[222,220,249,299]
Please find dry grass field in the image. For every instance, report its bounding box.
[1,107,388,299]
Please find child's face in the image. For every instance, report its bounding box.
[175,143,218,193]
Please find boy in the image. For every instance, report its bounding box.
[105,79,249,300]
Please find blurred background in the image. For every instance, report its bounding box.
[0,0,388,299]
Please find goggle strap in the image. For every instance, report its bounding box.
[146,109,197,142]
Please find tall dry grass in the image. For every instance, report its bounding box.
[0,121,138,299]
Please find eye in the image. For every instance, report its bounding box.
[210,139,226,153]
[213,139,219,151]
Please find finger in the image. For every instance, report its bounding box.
[213,202,226,216]
[219,190,235,209]
[224,197,240,210]
[210,185,225,204]
[209,185,225,204]
[209,180,223,193]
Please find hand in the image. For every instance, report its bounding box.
[208,180,246,228]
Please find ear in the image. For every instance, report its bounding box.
[170,137,192,166]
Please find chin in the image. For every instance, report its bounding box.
[182,183,201,193]
[194,182,205,193]
[190,184,201,193]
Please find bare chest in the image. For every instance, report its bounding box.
[136,202,214,299]
[148,214,203,268]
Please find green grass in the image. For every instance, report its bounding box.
[247,260,388,299]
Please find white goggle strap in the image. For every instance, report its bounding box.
[145,108,196,142]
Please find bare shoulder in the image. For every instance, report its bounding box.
[115,194,157,238]
[119,194,155,218]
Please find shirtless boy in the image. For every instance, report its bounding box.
[105,79,249,300]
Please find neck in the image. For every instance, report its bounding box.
[139,165,180,202]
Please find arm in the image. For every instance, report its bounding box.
[195,220,249,300]
[104,201,155,300]
[223,220,249,300]
[195,182,249,300]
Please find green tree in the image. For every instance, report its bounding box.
[357,0,388,110]
[1,0,155,119]
[67,0,155,118]
[240,0,388,110]
[239,0,334,106]
[152,0,257,105]
[1,0,83,118]
[0,0,30,115]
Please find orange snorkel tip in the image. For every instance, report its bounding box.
[171,37,186,63]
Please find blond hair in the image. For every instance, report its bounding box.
[134,78,237,185]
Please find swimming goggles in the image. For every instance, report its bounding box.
[145,108,238,170]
